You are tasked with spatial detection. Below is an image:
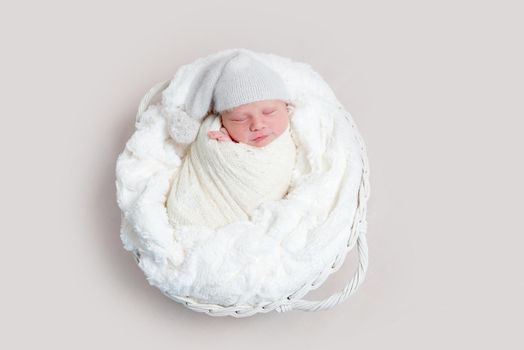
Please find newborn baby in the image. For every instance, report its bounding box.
[207,99,290,148]
[166,52,297,230]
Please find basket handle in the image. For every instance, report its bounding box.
[277,111,372,313]
[276,226,369,313]
[135,80,171,123]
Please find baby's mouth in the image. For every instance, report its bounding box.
[253,135,268,142]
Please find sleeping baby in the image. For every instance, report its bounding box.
[207,99,290,148]
[166,52,297,230]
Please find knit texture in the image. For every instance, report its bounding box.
[213,53,290,113]
[166,114,296,230]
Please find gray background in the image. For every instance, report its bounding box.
[1,0,522,348]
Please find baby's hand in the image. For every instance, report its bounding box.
[208,127,233,142]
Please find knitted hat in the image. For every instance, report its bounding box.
[184,50,290,120]
[212,53,290,113]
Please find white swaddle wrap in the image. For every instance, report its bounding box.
[166,113,297,230]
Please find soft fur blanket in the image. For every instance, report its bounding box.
[166,113,296,230]
[115,48,364,307]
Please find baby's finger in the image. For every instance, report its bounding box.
[220,128,233,140]
[207,131,220,140]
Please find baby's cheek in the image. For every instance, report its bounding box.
[271,121,286,137]
[279,118,290,134]
[226,126,247,143]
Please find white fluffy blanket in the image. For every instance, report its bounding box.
[166,113,296,230]
[116,48,364,307]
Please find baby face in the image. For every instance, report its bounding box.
[220,100,289,147]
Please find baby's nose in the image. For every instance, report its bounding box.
[250,116,265,131]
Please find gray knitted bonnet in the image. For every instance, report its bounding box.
[185,51,291,119]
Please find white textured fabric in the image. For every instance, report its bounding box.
[115,48,364,307]
[166,113,296,230]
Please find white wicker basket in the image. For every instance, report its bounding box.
[121,60,370,318]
